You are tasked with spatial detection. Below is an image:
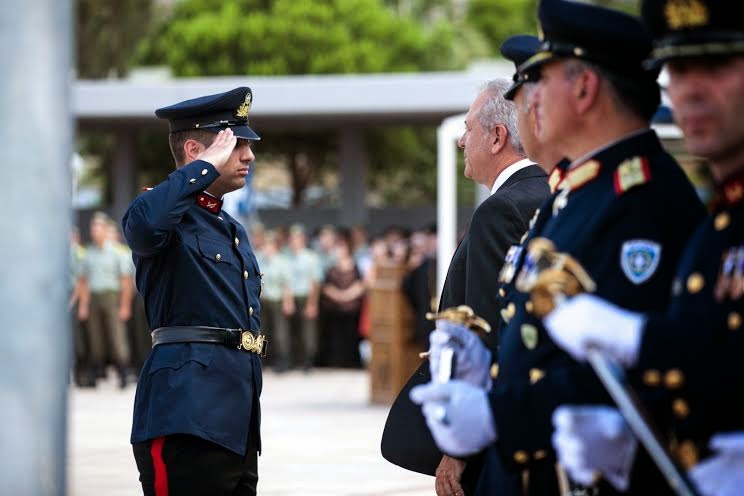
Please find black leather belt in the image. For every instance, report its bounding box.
[151,326,268,357]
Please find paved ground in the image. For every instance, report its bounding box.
[68,369,433,495]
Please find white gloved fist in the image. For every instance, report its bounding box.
[690,432,744,496]
[552,405,637,491]
[544,294,645,367]
[410,380,497,457]
[429,320,492,389]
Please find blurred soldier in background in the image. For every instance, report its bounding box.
[68,226,91,386]
[255,231,293,373]
[287,224,322,372]
[77,211,133,389]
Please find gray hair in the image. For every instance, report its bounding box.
[477,79,524,156]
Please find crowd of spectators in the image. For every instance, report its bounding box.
[68,213,441,385]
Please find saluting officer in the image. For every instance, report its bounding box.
[545,1,744,494]
[124,87,265,496]
[411,0,707,494]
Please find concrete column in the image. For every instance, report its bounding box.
[338,128,368,226]
[110,128,137,224]
[436,115,465,300]
[0,0,72,494]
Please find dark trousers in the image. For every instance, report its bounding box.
[133,434,258,496]
[261,299,290,368]
[290,296,317,367]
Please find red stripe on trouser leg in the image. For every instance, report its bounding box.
[150,437,169,496]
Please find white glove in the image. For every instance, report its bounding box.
[429,320,492,389]
[410,380,497,457]
[544,294,646,367]
[690,432,744,496]
[552,406,637,491]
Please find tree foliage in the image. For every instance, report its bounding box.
[466,0,538,52]
[139,0,462,76]
[76,0,153,78]
[131,0,535,207]
[135,0,485,206]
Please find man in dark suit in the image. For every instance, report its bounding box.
[382,78,550,496]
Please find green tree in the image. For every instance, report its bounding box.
[76,0,154,78]
[140,0,460,76]
[466,0,539,52]
[136,0,480,206]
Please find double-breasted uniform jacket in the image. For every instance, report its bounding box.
[476,130,706,495]
[123,159,263,456]
[381,164,550,479]
[632,168,744,472]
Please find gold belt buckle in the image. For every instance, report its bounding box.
[238,330,268,357]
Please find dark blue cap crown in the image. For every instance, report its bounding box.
[520,0,655,79]
[501,35,541,100]
[501,35,542,67]
[155,87,260,140]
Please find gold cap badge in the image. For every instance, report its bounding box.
[664,0,709,30]
[235,92,252,119]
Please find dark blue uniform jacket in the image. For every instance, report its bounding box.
[123,159,263,456]
[634,169,744,470]
[476,130,706,495]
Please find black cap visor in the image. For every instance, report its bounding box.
[646,36,744,69]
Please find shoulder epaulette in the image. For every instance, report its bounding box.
[560,160,601,192]
[614,156,651,196]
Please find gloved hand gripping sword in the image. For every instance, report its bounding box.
[518,237,699,496]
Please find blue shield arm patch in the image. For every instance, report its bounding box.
[620,240,662,285]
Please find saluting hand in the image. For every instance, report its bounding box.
[197,129,237,173]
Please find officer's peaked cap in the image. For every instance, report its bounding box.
[500,35,541,100]
[520,0,656,80]
[642,0,744,67]
[155,87,260,141]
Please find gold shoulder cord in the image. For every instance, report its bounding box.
[517,237,596,318]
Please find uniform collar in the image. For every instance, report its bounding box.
[197,192,223,214]
[555,130,660,193]
[567,128,652,170]
[716,168,744,209]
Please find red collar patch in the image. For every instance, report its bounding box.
[197,194,222,214]
[718,170,744,208]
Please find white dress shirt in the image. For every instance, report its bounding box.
[491,158,535,194]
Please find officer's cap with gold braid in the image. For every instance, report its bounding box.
[519,0,657,81]
[500,35,541,101]
[642,0,744,67]
[155,87,260,141]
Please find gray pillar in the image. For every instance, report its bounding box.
[110,128,137,224]
[338,128,368,226]
[0,1,72,495]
